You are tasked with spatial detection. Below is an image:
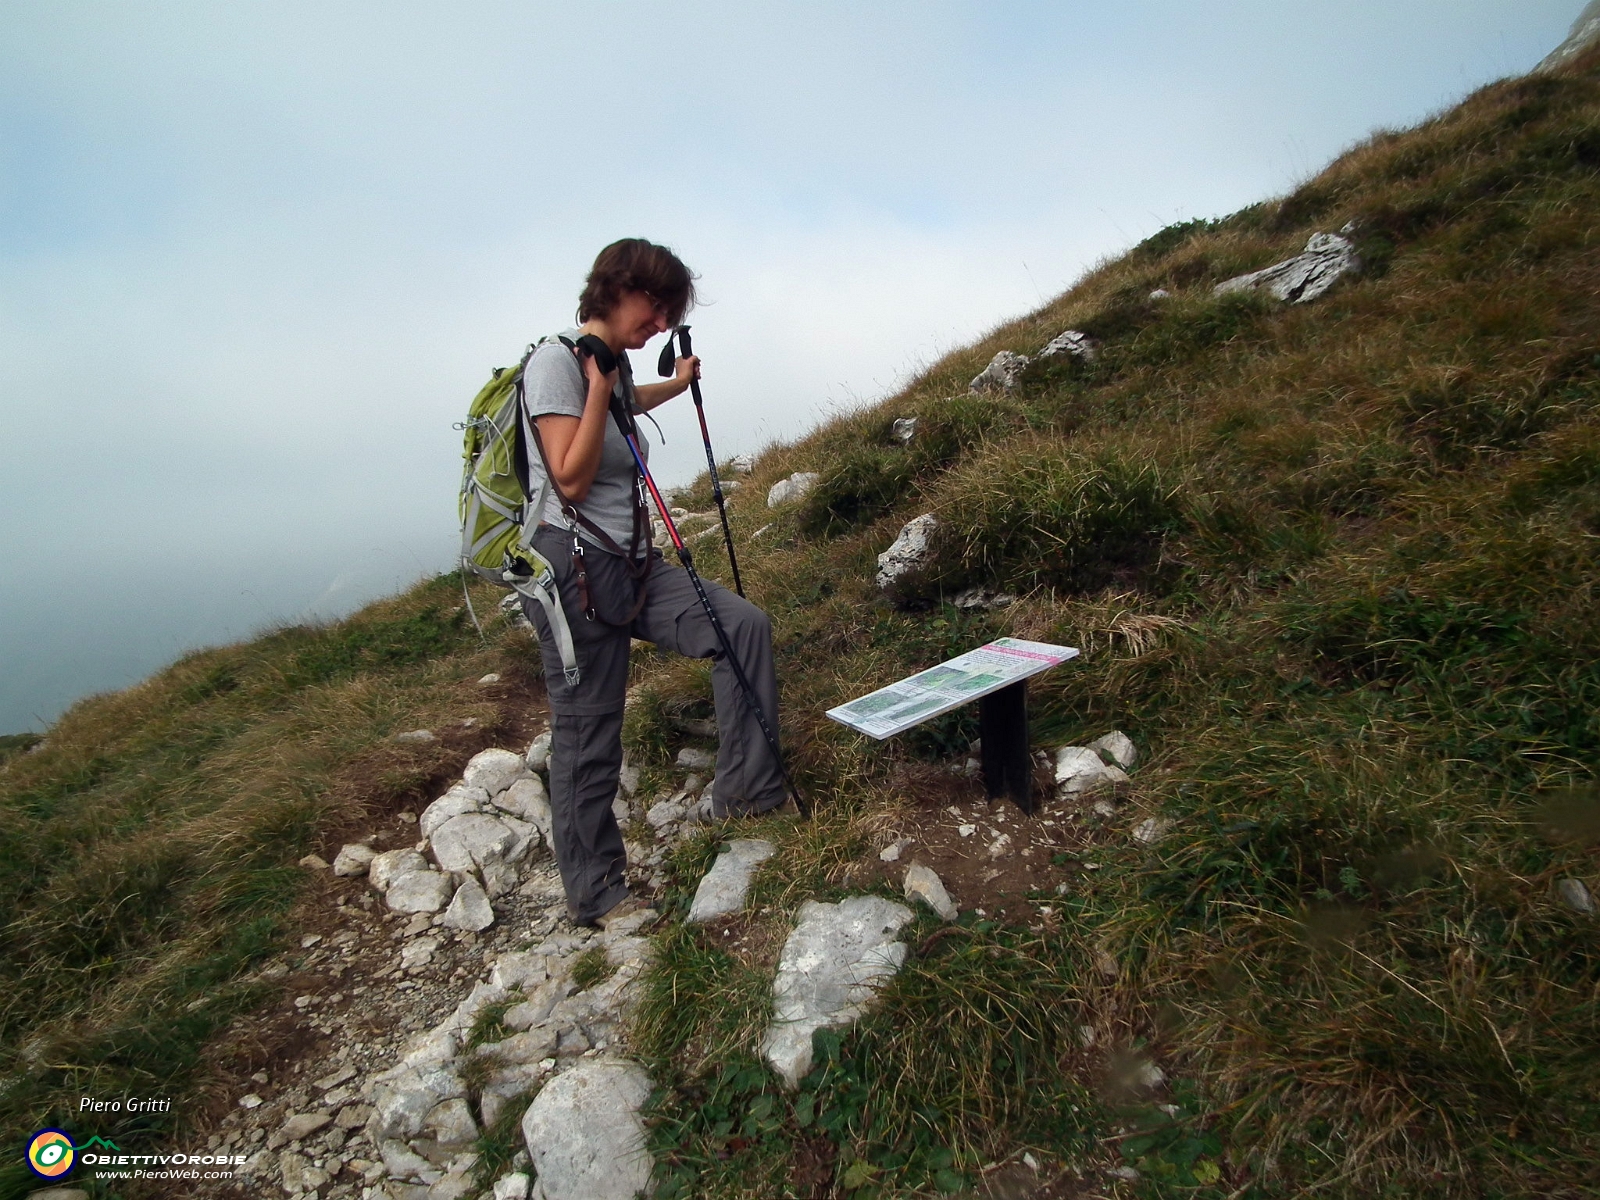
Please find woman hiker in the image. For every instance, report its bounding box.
[520,238,788,929]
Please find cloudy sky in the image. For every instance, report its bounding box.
[0,0,1580,732]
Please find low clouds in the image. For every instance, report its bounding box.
[0,0,1577,729]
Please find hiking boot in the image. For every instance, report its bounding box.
[594,894,655,932]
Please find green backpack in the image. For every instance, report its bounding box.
[457,341,580,683]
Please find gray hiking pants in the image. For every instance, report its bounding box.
[522,524,785,924]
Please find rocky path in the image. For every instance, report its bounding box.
[165,714,1151,1200]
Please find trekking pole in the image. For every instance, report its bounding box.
[659,325,744,596]
[586,338,807,818]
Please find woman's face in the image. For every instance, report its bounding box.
[613,289,670,350]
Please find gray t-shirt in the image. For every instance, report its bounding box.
[522,330,652,554]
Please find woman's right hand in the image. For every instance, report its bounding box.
[582,351,619,396]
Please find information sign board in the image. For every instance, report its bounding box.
[825,638,1079,740]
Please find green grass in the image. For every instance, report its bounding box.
[0,571,526,1196]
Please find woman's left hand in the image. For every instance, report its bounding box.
[674,355,701,384]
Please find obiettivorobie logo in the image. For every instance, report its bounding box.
[26,1128,245,1181]
[27,1129,119,1179]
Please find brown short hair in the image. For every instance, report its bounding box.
[576,238,698,325]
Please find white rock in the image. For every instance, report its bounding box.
[494,1174,532,1200]
[676,747,716,772]
[386,870,455,914]
[421,784,491,841]
[878,837,912,863]
[520,1059,655,1200]
[332,843,376,876]
[1054,746,1128,795]
[890,417,918,444]
[478,672,502,685]
[498,814,541,863]
[646,797,687,832]
[903,864,957,921]
[1088,730,1138,769]
[298,853,330,870]
[379,1137,437,1182]
[526,730,553,772]
[1149,288,1172,300]
[726,453,755,475]
[441,878,495,931]
[1539,0,1600,72]
[950,586,1016,611]
[424,1097,479,1146]
[766,471,820,507]
[278,1149,329,1193]
[1133,818,1174,846]
[430,813,517,875]
[762,896,914,1088]
[367,1062,466,1141]
[1038,329,1098,362]
[401,935,440,971]
[875,513,939,593]
[491,776,549,833]
[463,748,529,798]
[969,349,1030,393]
[394,729,437,744]
[1557,877,1595,914]
[987,834,1013,859]
[687,839,776,923]
[1213,231,1359,304]
[370,848,429,893]
[280,1111,332,1141]
[617,761,641,797]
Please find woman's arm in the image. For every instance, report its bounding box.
[633,355,700,412]
[535,355,617,502]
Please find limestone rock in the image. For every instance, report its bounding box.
[526,730,553,773]
[495,776,550,836]
[688,839,776,923]
[903,863,957,921]
[1557,877,1595,914]
[875,513,939,593]
[969,349,1030,393]
[520,1059,655,1200]
[421,784,491,841]
[951,586,1015,611]
[767,471,820,507]
[332,842,376,876]
[646,797,686,832]
[386,870,455,914]
[297,853,330,870]
[763,896,914,1088]
[424,1097,479,1146]
[368,1062,467,1141]
[278,1149,329,1193]
[726,453,755,475]
[1088,730,1137,769]
[430,813,517,876]
[1054,746,1128,796]
[1038,329,1098,362]
[370,848,429,893]
[463,748,528,798]
[676,747,716,772]
[1133,817,1174,845]
[1213,230,1359,304]
[1540,0,1600,72]
[890,416,918,444]
[441,877,495,931]
[279,1111,332,1142]
[394,729,437,744]
[494,1174,532,1200]
[878,837,912,863]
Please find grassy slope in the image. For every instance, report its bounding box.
[629,50,1600,1199]
[0,578,541,1199]
[5,48,1600,1200]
